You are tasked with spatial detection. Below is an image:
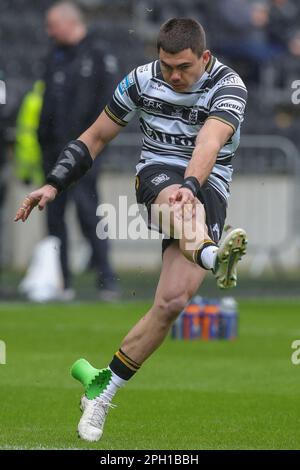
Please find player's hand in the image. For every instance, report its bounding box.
[169,187,196,220]
[14,184,58,222]
[169,186,195,206]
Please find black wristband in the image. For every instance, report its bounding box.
[46,140,93,193]
[180,176,201,197]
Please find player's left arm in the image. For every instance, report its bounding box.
[170,72,247,207]
[185,118,233,183]
[169,118,233,206]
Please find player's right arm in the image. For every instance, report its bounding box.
[15,66,141,222]
[14,112,123,222]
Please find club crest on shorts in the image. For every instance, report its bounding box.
[189,108,199,125]
[151,173,170,186]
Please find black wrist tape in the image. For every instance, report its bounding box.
[181,176,201,197]
[46,140,93,192]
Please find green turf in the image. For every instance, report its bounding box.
[0,299,300,450]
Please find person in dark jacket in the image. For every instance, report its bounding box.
[38,1,118,301]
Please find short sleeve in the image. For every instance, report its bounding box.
[208,74,247,132]
[105,69,140,127]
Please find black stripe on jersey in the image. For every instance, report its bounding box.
[144,140,193,157]
[211,171,230,186]
[201,66,235,90]
[105,106,127,126]
[143,138,193,156]
[140,107,208,126]
[114,94,132,113]
[150,75,212,95]
[142,143,192,160]
[207,112,239,132]
[211,87,248,105]
[207,180,228,200]
[209,62,226,78]
[210,67,236,87]
[108,97,129,120]
[139,117,150,134]
[151,61,155,77]
[139,118,197,147]
[216,154,234,165]
[154,77,214,96]
[150,76,211,95]
[205,56,217,73]
[142,92,210,112]
[155,60,162,77]
[139,95,209,124]
[127,84,140,106]
[210,66,231,79]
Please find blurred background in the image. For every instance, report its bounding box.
[2,1,300,451]
[1,0,300,301]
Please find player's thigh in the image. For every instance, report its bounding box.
[136,165,184,237]
[153,183,180,205]
[153,184,207,242]
[153,241,206,317]
[151,184,180,237]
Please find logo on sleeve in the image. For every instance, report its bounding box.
[138,64,149,73]
[220,75,244,87]
[118,72,135,95]
[217,101,244,113]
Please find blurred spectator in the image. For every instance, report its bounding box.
[14,80,45,186]
[38,1,119,301]
[268,0,300,50]
[288,29,300,57]
[214,0,283,83]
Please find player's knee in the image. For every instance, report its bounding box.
[156,293,189,324]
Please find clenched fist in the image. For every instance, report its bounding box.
[14,184,58,222]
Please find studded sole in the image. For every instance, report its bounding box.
[216,229,247,289]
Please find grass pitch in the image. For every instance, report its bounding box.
[0,299,300,450]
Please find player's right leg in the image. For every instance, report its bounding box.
[120,241,207,362]
[151,181,247,289]
[213,227,247,288]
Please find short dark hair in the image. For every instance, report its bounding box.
[157,18,206,57]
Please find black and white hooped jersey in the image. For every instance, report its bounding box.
[105,56,247,200]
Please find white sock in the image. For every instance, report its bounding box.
[98,368,127,403]
[200,245,218,270]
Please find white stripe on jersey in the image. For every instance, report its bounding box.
[106,56,247,200]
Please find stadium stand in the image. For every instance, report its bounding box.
[0,0,299,163]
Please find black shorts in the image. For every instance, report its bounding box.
[135,164,227,255]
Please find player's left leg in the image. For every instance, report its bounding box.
[120,241,206,362]
[74,242,206,442]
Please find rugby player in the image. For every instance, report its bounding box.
[15,18,248,442]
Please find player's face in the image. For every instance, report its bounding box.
[159,48,211,92]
